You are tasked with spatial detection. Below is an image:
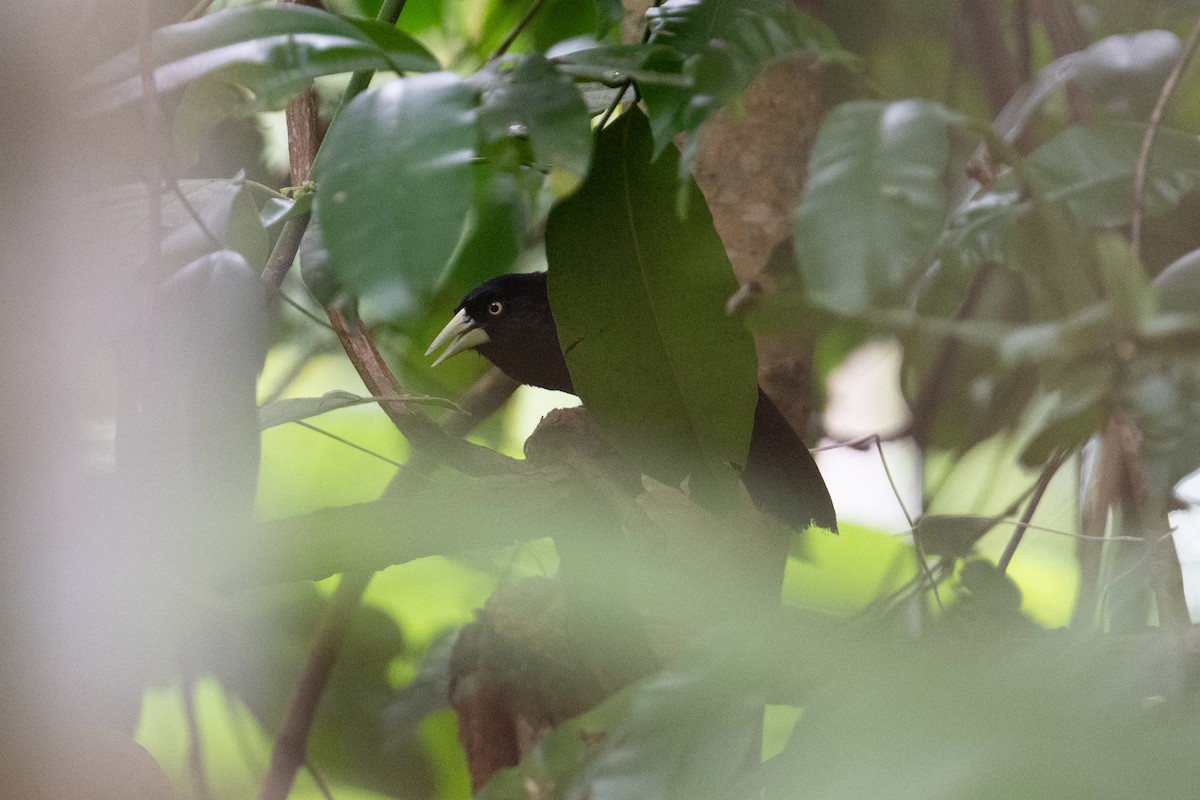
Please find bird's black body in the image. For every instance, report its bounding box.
[431,272,837,532]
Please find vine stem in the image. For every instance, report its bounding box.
[256,573,372,800]
[489,0,551,61]
[1130,15,1200,270]
[998,449,1067,573]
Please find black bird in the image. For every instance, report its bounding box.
[427,272,837,532]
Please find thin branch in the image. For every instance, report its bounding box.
[958,0,1023,118]
[256,3,410,798]
[285,88,322,186]
[324,306,516,475]
[908,260,997,450]
[170,177,222,248]
[1014,0,1033,85]
[1033,0,1089,123]
[276,287,335,330]
[489,0,551,61]
[1130,15,1200,269]
[596,0,663,127]
[261,213,311,290]
[257,573,372,800]
[293,421,408,470]
[598,83,633,128]
[438,367,519,439]
[998,449,1067,572]
[874,435,915,529]
[906,517,1143,543]
[305,759,337,800]
[332,0,409,121]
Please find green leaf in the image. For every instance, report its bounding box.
[1074,30,1180,116]
[473,53,593,194]
[437,168,526,308]
[478,629,768,800]
[915,515,996,557]
[940,123,1200,321]
[794,99,952,314]
[148,250,270,548]
[1020,378,1108,468]
[298,203,343,307]
[596,0,626,35]
[545,109,757,500]
[1154,247,1200,316]
[315,72,478,317]
[549,41,694,87]
[1093,233,1154,326]
[82,5,440,114]
[192,583,436,797]
[1026,122,1200,231]
[1120,356,1200,511]
[99,177,270,274]
[640,0,840,153]
[994,30,1181,142]
[521,0,601,52]
[575,631,765,800]
[258,192,312,231]
[258,390,461,430]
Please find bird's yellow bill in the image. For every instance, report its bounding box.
[426,308,491,366]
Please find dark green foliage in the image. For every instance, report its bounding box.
[76,1,1200,798]
[82,6,439,113]
[546,109,757,496]
[315,72,479,318]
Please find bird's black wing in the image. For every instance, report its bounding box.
[742,387,838,533]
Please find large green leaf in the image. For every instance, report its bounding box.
[929,122,1200,329]
[545,108,757,499]
[315,71,478,317]
[794,99,952,314]
[473,53,593,193]
[994,30,1180,142]
[1074,30,1179,116]
[82,5,440,114]
[1026,122,1200,231]
[436,167,526,308]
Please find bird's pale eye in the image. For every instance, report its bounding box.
[488,301,503,316]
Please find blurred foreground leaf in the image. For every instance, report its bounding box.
[83,5,439,114]
[794,99,952,315]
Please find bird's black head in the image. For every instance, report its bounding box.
[426,272,574,393]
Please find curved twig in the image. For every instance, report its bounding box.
[489,0,551,61]
[997,448,1068,572]
[1130,16,1200,269]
